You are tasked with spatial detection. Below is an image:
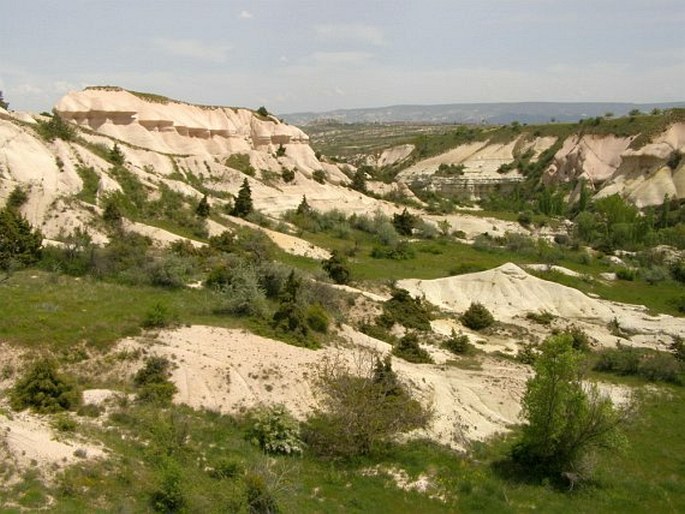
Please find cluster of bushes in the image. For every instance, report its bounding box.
[133,356,178,404]
[593,344,683,385]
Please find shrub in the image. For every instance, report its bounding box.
[305,303,330,333]
[10,358,81,413]
[151,460,185,513]
[382,289,432,331]
[460,302,495,331]
[322,250,351,284]
[216,264,269,318]
[226,153,256,176]
[281,168,294,183]
[195,194,210,218]
[108,143,126,165]
[7,186,28,209]
[303,353,430,458]
[312,169,326,184]
[75,166,100,204]
[512,335,627,479]
[526,310,555,325]
[244,471,280,514]
[142,302,176,329]
[615,267,636,281]
[443,330,474,355]
[393,333,433,363]
[256,106,270,117]
[392,208,418,236]
[36,111,77,141]
[276,145,286,158]
[134,356,178,404]
[245,404,304,455]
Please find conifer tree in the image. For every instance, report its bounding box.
[232,178,253,218]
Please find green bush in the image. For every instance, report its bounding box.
[142,302,176,329]
[303,354,430,458]
[36,112,77,142]
[322,249,351,284]
[151,460,185,513]
[526,310,555,325]
[392,332,433,363]
[305,303,330,333]
[382,289,432,331]
[443,330,474,355]
[226,153,256,176]
[244,471,280,514]
[245,404,304,455]
[75,166,100,204]
[460,302,495,331]
[594,345,683,384]
[281,167,294,182]
[7,186,28,209]
[615,267,636,281]
[134,356,178,404]
[10,358,81,413]
[312,169,326,183]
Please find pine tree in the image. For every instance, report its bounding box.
[0,91,8,110]
[232,178,253,218]
[196,194,210,218]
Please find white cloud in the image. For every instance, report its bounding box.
[239,10,253,19]
[315,23,386,46]
[152,38,232,63]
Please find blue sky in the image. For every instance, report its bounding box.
[1,0,683,114]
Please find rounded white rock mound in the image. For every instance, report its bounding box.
[396,262,615,321]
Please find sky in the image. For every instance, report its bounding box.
[1,0,684,114]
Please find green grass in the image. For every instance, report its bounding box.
[7,383,682,513]
[0,271,232,350]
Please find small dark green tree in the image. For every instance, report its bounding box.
[102,197,123,226]
[392,208,418,236]
[195,194,210,218]
[108,143,125,165]
[256,106,269,117]
[0,90,8,110]
[460,302,495,330]
[322,249,351,284]
[276,144,286,157]
[10,358,81,413]
[134,355,178,404]
[296,195,312,216]
[392,332,433,363]
[272,271,309,340]
[350,168,367,193]
[232,178,253,218]
[512,334,627,479]
[0,206,43,271]
[281,168,295,182]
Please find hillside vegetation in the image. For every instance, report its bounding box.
[1,89,684,512]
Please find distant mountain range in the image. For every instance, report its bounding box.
[282,101,685,126]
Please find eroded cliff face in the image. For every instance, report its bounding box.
[54,87,310,156]
[0,87,373,242]
[395,121,685,207]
